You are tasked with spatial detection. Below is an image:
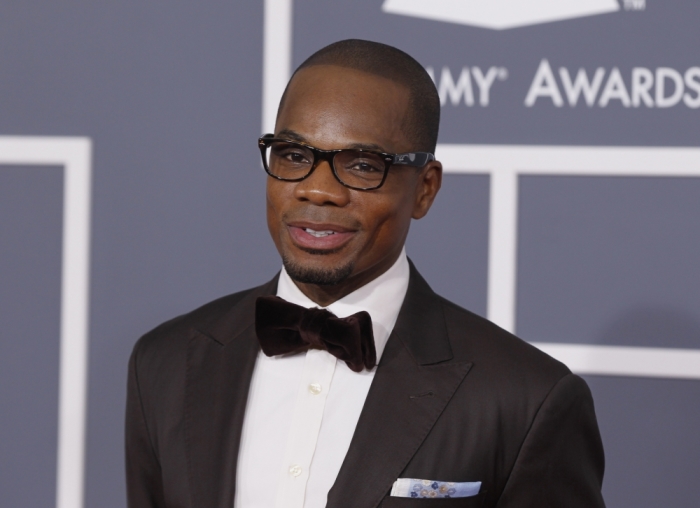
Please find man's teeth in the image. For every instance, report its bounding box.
[304,228,336,238]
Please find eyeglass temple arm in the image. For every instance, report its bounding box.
[392,152,435,167]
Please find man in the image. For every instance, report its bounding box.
[126,40,605,508]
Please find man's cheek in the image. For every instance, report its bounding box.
[266,186,287,223]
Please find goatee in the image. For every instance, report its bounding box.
[282,255,354,286]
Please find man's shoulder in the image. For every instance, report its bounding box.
[131,278,275,362]
[436,294,571,386]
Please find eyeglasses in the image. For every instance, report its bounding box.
[258,134,435,191]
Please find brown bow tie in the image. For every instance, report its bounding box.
[255,295,377,372]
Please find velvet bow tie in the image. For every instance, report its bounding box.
[255,295,377,372]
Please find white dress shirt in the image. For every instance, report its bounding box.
[234,249,410,508]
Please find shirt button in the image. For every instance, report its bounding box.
[308,382,322,395]
[289,464,302,477]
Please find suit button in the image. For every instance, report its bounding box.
[308,382,322,395]
[289,464,302,477]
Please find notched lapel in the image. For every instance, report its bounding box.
[184,279,275,508]
[184,325,258,508]
[327,339,472,508]
[392,261,452,366]
[327,264,472,508]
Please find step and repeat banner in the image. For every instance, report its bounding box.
[1,1,698,507]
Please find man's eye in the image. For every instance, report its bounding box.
[349,161,383,173]
[273,146,311,165]
[284,151,310,164]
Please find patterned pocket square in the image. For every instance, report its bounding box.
[391,478,481,498]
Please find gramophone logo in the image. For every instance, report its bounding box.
[382,0,621,30]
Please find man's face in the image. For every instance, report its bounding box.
[267,65,441,298]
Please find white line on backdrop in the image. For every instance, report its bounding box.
[263,0,293,134]
[0,136,93,508]
[438,144,700,380]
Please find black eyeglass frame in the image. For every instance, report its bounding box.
[258,134,435,191]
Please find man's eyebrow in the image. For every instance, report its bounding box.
[346,142,388,152]
[276,129,305,142]
[276,129,390,153]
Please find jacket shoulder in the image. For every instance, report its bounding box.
[131,284,261,364]
[438,295,571,385]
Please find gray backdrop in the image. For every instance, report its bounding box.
[0,1,698,507]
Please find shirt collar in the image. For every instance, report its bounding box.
[276,248,410,361]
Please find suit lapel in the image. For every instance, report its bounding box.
[184,277,277,508]
[327,264,473,508]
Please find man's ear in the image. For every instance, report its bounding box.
[412,160,442,220]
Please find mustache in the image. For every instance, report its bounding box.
[281,210,362,230]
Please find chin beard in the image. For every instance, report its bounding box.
[282,254,354,286]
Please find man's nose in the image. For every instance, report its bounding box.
[293,159,351,206]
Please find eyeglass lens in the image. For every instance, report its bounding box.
[266,141,386,188]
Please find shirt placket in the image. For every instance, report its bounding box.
[274,349,337,508]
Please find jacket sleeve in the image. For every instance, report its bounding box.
[125,343,167,508]
[496,373,606,508]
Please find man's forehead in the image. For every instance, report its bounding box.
[277,65,412,151]
[284,65,409,107]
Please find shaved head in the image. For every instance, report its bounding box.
[278,39,440,153]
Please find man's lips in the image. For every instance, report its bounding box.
[287,222,356,251]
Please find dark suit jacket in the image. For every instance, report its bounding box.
[126,263,605,508]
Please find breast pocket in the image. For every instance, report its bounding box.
[379,493,485,508]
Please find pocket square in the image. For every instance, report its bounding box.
[391,478,481,498]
